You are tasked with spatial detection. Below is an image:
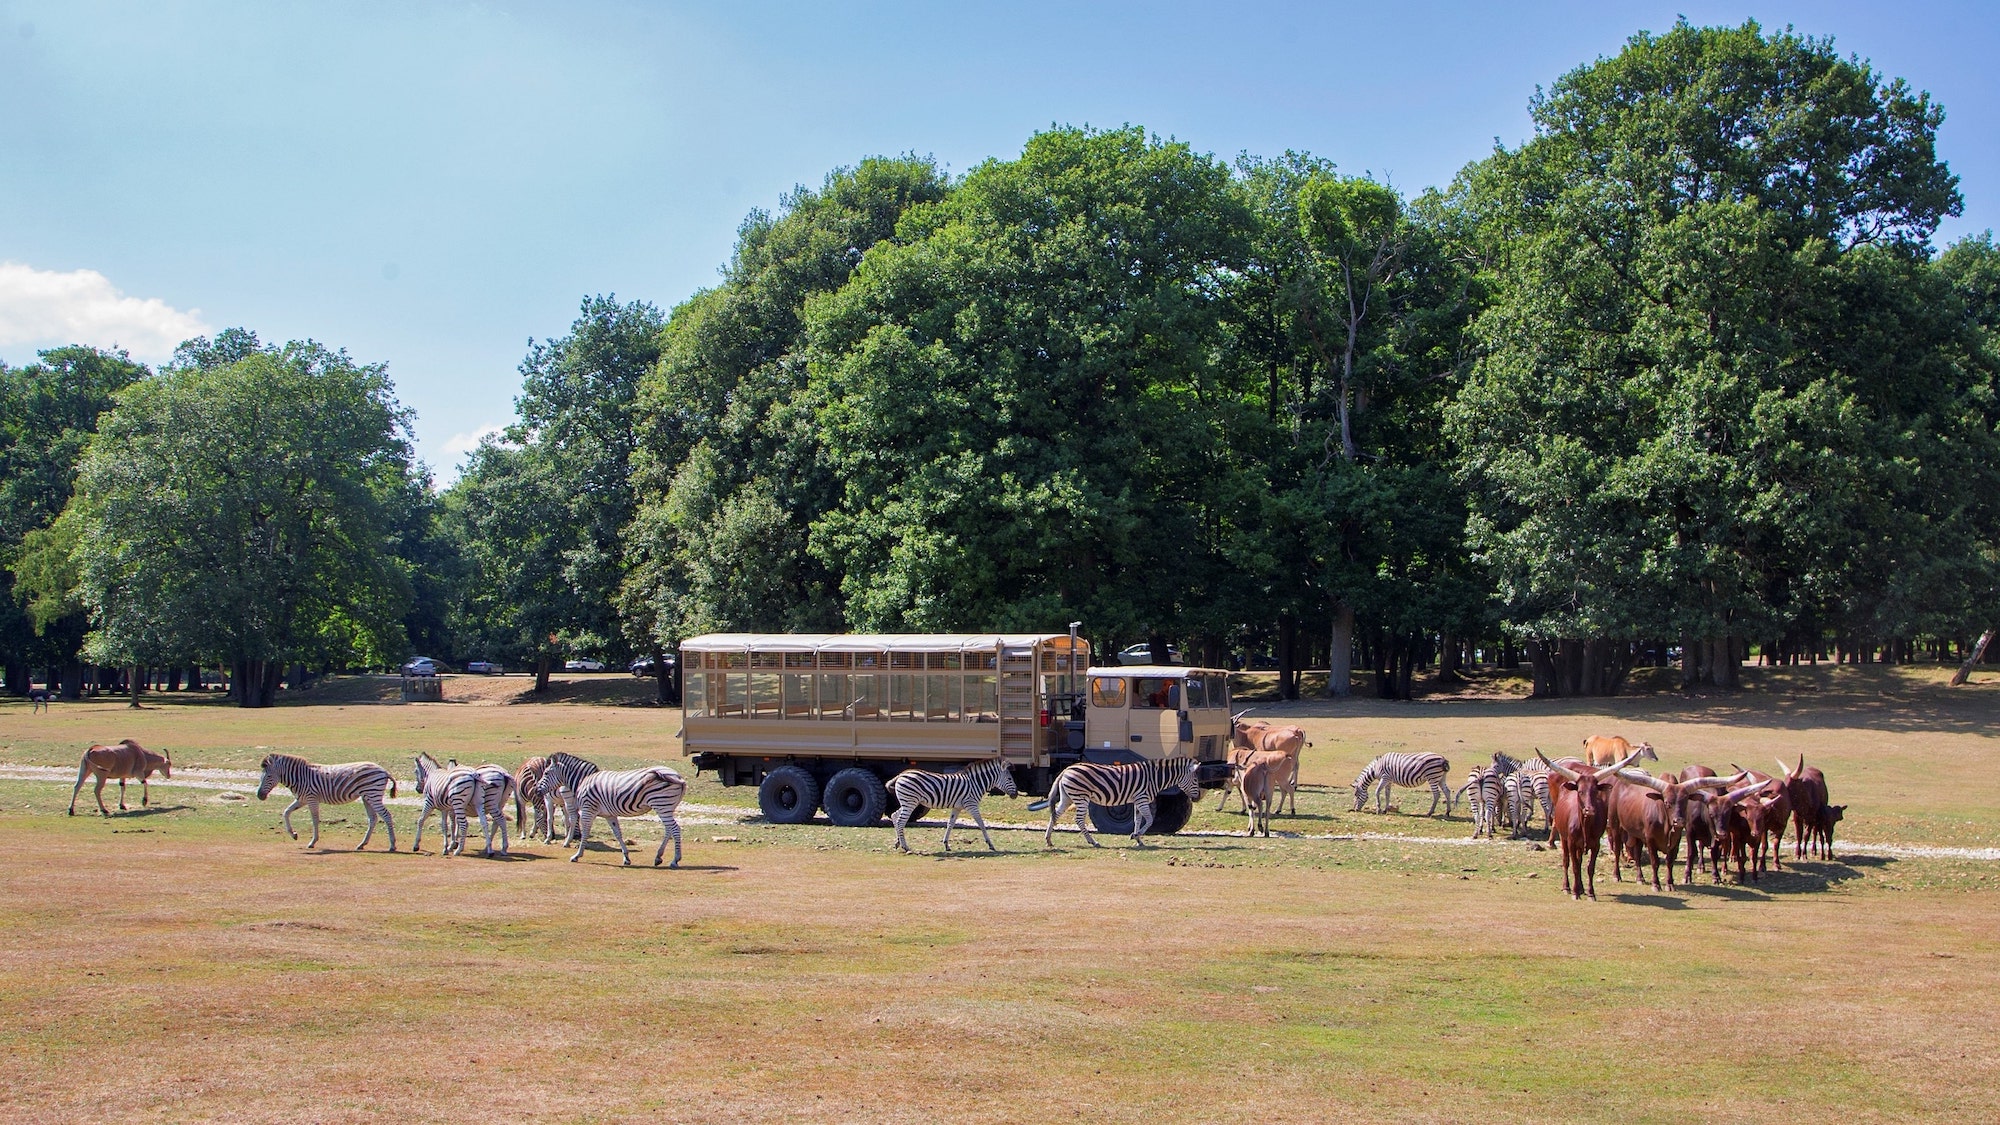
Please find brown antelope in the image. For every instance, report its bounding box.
[69,739,172,816]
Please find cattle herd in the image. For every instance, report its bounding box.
[59,726,1846,898]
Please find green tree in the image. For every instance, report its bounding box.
[1449,19,1963,693]
[0,346,147,695]
[52,336,416,706]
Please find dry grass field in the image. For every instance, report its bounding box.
[2,665,1998,1122]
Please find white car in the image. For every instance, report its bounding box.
[564,658,606,672]
[401,657,440,676]
[1116,643,1181,665]
[465,660,503,675]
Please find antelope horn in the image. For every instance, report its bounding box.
[1617,768,1669,792]
[1231,710,1253,723]
[1538,750,1577,782]
[1776,757,1794,780]
[1605,750,1643,774]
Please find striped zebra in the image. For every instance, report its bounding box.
[256,753,398,851]
[1349,752,1453,816]
[1458,766,1505,838]
[535,752,601,843]
[887,758,1019,853]
[516,756,567,842]
[568,766,688,867]
[469,763,521,857]
[412,753,477,856]
[1513,755,1556,836]
[1044,757,1201,848]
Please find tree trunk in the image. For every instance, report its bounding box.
[189,664,204,691]
[1277,613,1299,701]
[3,662,24,696]
[1326,603,1354,698]
[128,664,143,708]
[1952,629,1995,686]
[1526,639,1556,698]
[1438,632,1464,684]
[534,653,552,693]
[1147,632,1172,667]
[650,645,674,705]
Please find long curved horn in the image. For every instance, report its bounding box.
[1604,750,1643,774]
[1685,773,1741,791]
[1617,768,1668,792]
[1231,710,1253,723]
[1721,781,1764,803]
[1776,757,1794,780]
[1538,750,1577,782]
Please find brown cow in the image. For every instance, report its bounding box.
[1583,735,1658,767]
[1540,749,1642,900]
[1730,766,1791,876]
[1777,756,1831,860]
[1700,780,1770,884]
[69,739,172,816]
[1607,769,1743,890]
[1813,804,1847,860]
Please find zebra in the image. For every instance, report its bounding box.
[1044,757,1201,848]
[568,766,688,867]
[535,751,601,843]
[1349,752,1453,816]
[412,753,477,856]
[517,756,567,843]
[1458,766,1505,838]
[887,758,1019,853]
[255,753,398,851]
[1513,755,1556,836]
[468,763,520,857]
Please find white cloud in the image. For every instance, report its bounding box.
[0,261,212,363]
[441,424,507,460]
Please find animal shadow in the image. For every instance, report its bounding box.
[1608,891,1693,910]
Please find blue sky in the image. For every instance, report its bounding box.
[3,0,1994,479]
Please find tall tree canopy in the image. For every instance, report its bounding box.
[1448,19,1974,694]
[54,335,417,706]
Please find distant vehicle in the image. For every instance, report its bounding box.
[465,660,504,675]
[630,654,677,677]
[1116,643,1181,666]
[401,657,441,676]
[564,658,606,672]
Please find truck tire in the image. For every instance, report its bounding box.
[823,767,888,828]
[759,766,821,825]
[1088,802,1138,837]
[1148,792,1193,836]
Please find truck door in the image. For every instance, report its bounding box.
[1085,674,1131,756]
[1129,676,1182,759]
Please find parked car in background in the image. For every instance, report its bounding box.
[465,660,504,675]
[630,655,674,676]
[1116,643,1181,665]
[564,658,606,672]
[401,657,441,676]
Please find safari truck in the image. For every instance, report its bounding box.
[679,632,1235,836]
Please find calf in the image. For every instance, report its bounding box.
[1813,804,1846,860]
[1233,749,1289,837]
[68,740,172,816]
[1700,781,1768,884]
[1540,749,1642,900]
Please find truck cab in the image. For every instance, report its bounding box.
[1065,665,1234,769]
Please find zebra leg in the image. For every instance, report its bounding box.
[1131,798,1154,846]
[494,801,509,856]
[306,801,323,849]
[357,801,378,850]
[1375,778,1391,813]
[972,805,998,852]
[942,808,960,852]
[1045,793,1065,847]
[282,796,303,840]
[607,816,631,865]
[654,811,680,868]
[1076,799,1100,847]
[569,810,594,862]
[892,804,911,853]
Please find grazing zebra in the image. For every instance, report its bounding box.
[1349,752,1453,816]
[568,766,687,867]
[888,758,1019,853]
[469,763,521,857]
[516,756,566,842]
[255,753,397,851]
[535,751,602,843]
[1044,757,1201,848]
[412,753,477,856]
[1458,766,1505,839]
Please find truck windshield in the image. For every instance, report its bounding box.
[1088,676,1128,708]
[1133,677,1179,709]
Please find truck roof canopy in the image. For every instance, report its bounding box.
[680,633,1083,655]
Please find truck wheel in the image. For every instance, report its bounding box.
[759,766,821,825]
[1148,793,1193,836]
[1088,802,1137,837]
[823,768,888,828]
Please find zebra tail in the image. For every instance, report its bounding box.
[388,777,398,799]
